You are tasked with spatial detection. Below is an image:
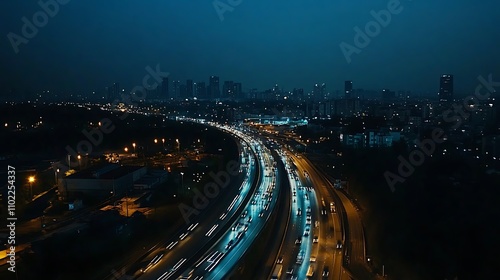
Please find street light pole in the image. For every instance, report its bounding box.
[180,172,184,191]
[28,176,35,200]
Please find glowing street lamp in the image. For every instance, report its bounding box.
[77,155,81,169]
[124,147,129,152]
[28,176,35,200]
[55,168,60,185]
[132,143,136,154]
[154,139,158,144]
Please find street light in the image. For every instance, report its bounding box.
[180,172,184,190]
[154,138,158,144]
[28,176,35,200]
[132,143,136,155]
[176,139,180,152]
[77,155,81,170]
[55,168,60,185]
[162,138,165,150]
[124,147,129,152]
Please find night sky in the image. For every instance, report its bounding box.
[2,0,500,96]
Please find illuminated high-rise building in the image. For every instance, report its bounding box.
[439,74,453,102]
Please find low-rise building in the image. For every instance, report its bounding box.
[60,164,147,200]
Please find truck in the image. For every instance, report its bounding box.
[271,264,282,280]
[306,264,314,277]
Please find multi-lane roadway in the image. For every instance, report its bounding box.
[112,119,372,280]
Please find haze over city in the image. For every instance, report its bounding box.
[2,0,500,95]
[0,1,499,280]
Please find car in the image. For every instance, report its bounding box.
[277,256,283,264]
[313,236,319,243]
[259,211,264,217]
[286,267,294,275]
[336,240,342,249]
[241,211,247,218]
[322,266,329,277]
[247,216,252,223]
[295,237,302,245]
[225,240,234,250]
[293,192,296,196]
[303,230,309,237]
[232,223,240,231]
[310,256,316,262]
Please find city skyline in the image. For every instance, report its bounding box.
[1,1,500,95]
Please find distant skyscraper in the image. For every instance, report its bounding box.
[196,82,206,99]
[186,79,193,98]
[293,88,304,101]
[180,85,187,99]
[233,83,242,99]
[439,74,453,102]
[105,82,120,101]
[209,76,220,99]
[223,81,234,98]
[313,83,326,100]
[173,80,180,99]
[161,77,169,100]
[345,81,353,96]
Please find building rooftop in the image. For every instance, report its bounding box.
[66,164,145,180]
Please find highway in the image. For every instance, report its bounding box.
[138,120,372,280]
[269,149,318,280]
[295,153,372,279]
[177,140,282,279]
[253,126,370,280]
[108,122,266,280]
[287,151,348,280]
